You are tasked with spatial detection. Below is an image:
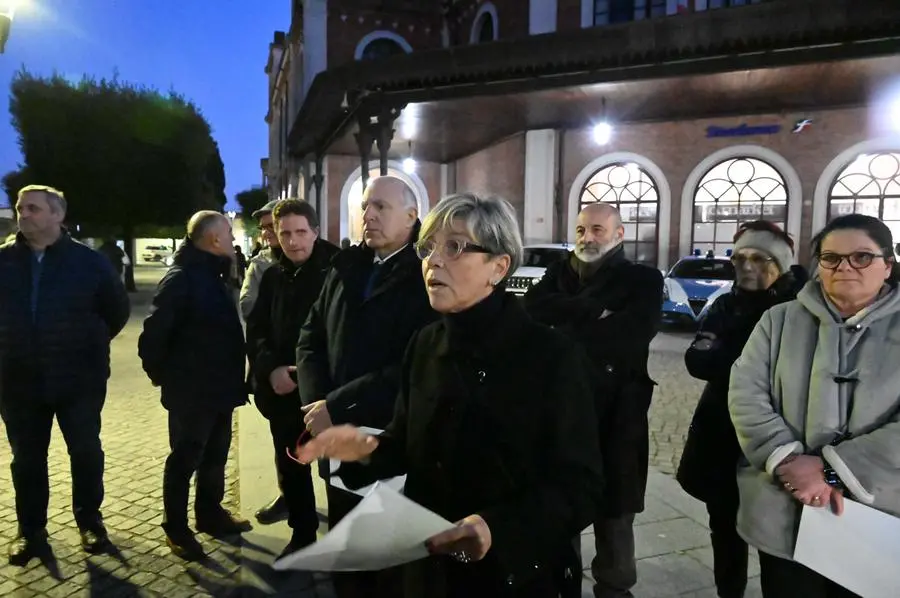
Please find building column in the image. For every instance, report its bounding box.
[523,129,558,244]
[354,117,375,191]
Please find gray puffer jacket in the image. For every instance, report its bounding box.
[729,280,900,560]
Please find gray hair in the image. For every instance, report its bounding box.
[366,175,417,210]
[187,210,226,243]
[420,192,523,279]
[18,184,67,214]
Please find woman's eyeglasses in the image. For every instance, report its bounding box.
[730,254,774,268]
[817,251,886,270]
[415,238,492,261]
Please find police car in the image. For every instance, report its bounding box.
[662,249,735,324]
[505,243,571,295]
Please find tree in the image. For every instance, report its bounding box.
[5,70,227,289]
[235,186,270,219]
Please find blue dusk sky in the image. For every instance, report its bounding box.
[0,0,289,209]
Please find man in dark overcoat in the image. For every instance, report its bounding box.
[525,202,663,598]
[295,175,436,598]
[246,199,338,558]
[138,211,251,561]
[0,185,129,565]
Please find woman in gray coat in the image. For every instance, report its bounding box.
[729,214,900,598]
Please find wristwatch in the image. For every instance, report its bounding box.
[823,461,844,489]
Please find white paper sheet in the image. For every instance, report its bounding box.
[273,482,454,572]
[794,500,900,598]
[327,426,406,497]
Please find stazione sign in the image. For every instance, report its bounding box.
[706,124,782,138]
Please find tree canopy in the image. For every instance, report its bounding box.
[3,70,226,236]
[235,186,270,218]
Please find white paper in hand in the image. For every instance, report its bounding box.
[328,426,406,497]
[273,482,455,572]
[795,501,900,598]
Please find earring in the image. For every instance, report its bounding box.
[490,279,498,287]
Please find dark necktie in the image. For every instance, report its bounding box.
[363,262,383,300]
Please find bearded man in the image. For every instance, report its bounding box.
[524,202,664,598]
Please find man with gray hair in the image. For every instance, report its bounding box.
[139,210,251,561]
[525,202,663,598]
[296,175,435,597]
[0,184,130,565]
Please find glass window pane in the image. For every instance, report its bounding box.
[619,203,639,223]
[828,152,900,227]
[622,243,638,261]
[635,242,656,264]
[716,222,737,243]
[637,223,656,244]
[883,198,900,220]
[622,223,637,241]
[694,223,716,243]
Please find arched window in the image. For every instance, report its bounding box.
[828,152,900,243]
[692,157,787,256]
[360,38,406,61]
[579,162,659,266]
[476,14,495,43]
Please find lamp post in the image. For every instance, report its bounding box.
[0,1,21,54]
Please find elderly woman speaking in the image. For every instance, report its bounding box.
[729,213,900,598]
[295,193,603,597]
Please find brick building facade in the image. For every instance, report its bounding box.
[264,0,900,268]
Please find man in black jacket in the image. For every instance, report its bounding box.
[246,200,338,558]
[296,175,435,597]
[0,185,130,565]
[676,221,800,598]
[524,202,663,598]
[138,211,251,561]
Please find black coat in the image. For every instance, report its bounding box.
[339,291,603,598]
[138,241,247,412]
[0,232,130,402]
[246,239,339,418]
[524,246,663,516]
[295,237,436,431]
[676,273,801,504]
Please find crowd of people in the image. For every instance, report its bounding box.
[1,180,897,598]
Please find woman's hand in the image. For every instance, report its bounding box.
[776,455,834,509]
[292,425,379,465]
[425,515,492,563]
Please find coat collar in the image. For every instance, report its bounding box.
[14,228,71,253]
[434,291,531,358]
[172,238,232,277]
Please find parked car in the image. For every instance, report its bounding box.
[142,245,172,263]
[661,250,735,325]
[506,243,571,296]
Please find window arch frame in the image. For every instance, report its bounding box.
[568,152,671,268]
[689,156,789,257]
[679,145,802,259]
[825,151,900,240]
[353,31,413,61]
[469,2,499,44]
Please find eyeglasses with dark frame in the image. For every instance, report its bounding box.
[817,251,887,270]
[730,254,775,268]
[415,238,493,261]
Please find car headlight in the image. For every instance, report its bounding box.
[662,283,669,300]
[531,277,542,286]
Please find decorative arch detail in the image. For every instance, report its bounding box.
[812,137,900,235]
[353,30,413,60]
[338,161,430,242]
[679,145,802,258]
[567,152,672,269]
[470,2,499,43]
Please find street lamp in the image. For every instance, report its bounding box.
[0,0,23,54]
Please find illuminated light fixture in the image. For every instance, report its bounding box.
[593,122,613,145]
[0,0,22,54]
[403,141,416,174]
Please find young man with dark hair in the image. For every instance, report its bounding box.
[246,199,339,558]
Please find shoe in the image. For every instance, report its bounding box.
[165,529,206,561]
[7,530,49,567]
[255,495,288,525]
[196,509,253,537]
[276,532,317,561]
[80,523,111,554]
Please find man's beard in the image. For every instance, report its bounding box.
[575,239,620,263]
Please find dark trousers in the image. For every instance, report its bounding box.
[269,409,318,541]
[0,393,106,536]
[327,484,402,598]
[591,514,637,598]
[706,499,748,598]
[162,408,232,533]
[758,552,860,598]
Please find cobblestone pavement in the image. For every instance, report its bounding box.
[0,266,706,596]
[648,325,704,475]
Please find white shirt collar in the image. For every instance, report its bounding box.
[373,244,408,265]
